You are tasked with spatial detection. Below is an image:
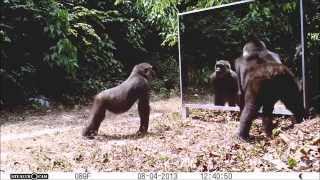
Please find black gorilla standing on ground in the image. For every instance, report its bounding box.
[236,39,282,111]
[235,40,304,140]
[209,60,238,106]
[82,63,155,137]
[237,40,282,98]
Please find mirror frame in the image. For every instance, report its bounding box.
[177,0,307,118]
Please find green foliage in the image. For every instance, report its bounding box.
[66,4,125,94]
[133,0,179,46]
[1,0,79,104]
[2,0,316,106]
[287,157,298,169]
[44,38,78,77]
[0,0,146,105]
[152,56,180,98]
[179,0,305,88]
[132,0,236,46]
[0,0,182,105]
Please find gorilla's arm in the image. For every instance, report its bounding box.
[138,93,150,133]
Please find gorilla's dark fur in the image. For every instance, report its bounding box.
[82,63,155,137]
[209,60,238,106]
[235,40,304,140]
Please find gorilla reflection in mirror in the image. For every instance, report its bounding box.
[209,60,238,106]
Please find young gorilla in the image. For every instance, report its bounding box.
[209,60,238,106]
[235,40,304,140]
[82,63,155,137]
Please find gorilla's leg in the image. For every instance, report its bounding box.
[262,103,275,137]
[137,96,150,134]
[227,94,238,107]
[238,92,245,113]
[238,84,262,140]
[238,99,259,140]
[82,95,106,137]
[214,94,225,106]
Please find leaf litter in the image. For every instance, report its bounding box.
[1,97,319,172]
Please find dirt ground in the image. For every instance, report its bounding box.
[0,97,319,172]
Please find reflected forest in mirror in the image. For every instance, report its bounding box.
[179,0,304,106]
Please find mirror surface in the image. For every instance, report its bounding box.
[179,0,304,114]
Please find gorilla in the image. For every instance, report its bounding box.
[235,40,304,140]
[236,39,282,111]
[242,39,282,64]
[209,60,238,106]
[82,63,155,137]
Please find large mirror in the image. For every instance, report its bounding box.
[178,0,306,117]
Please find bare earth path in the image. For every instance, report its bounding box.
[1,97,319,172]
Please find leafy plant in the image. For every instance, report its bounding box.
[287,157,298,169]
